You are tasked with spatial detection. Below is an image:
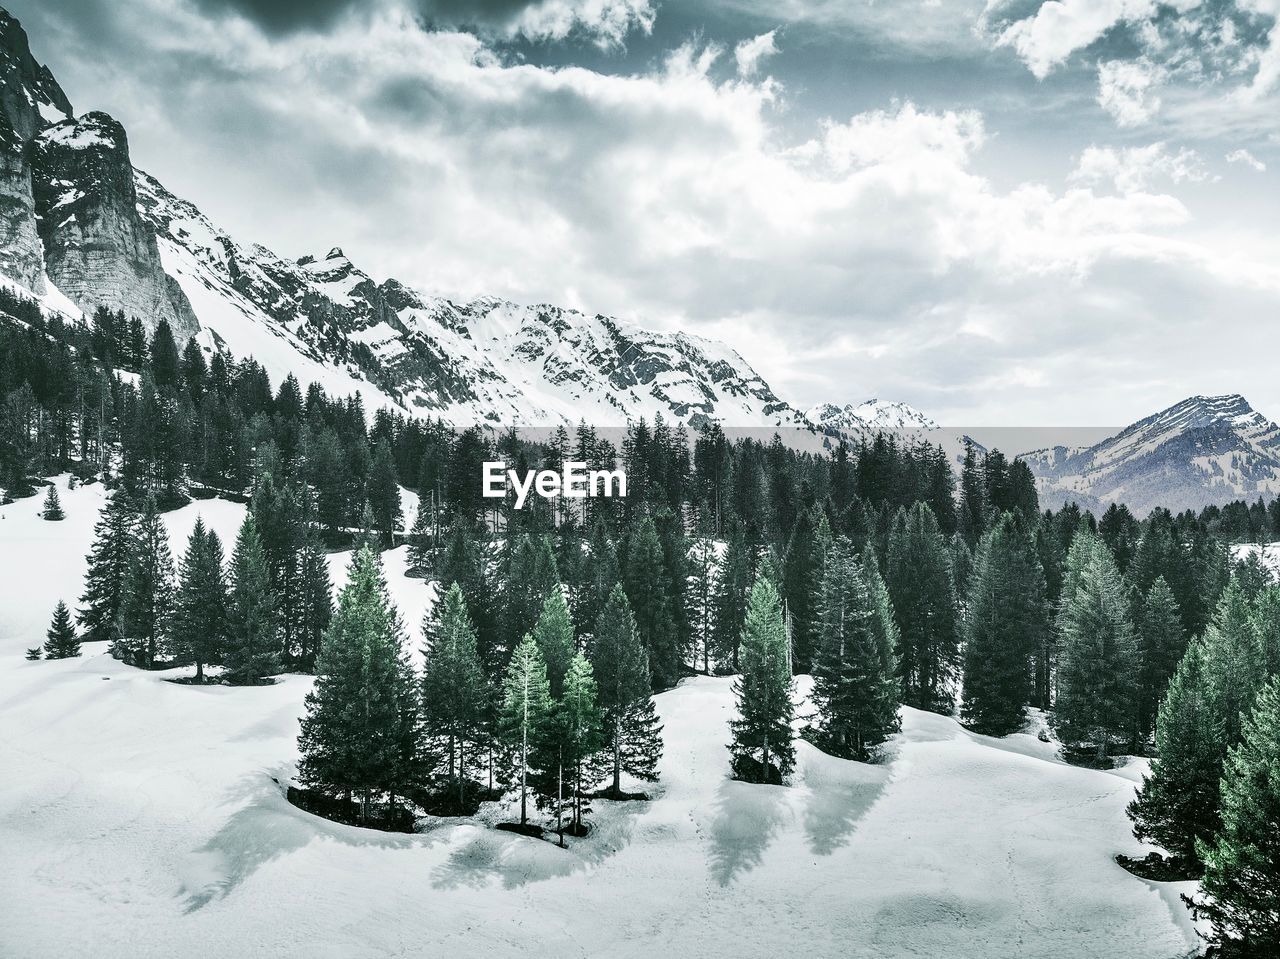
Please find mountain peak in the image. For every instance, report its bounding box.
[806,399,938,434]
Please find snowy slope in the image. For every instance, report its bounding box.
[134,171,810,431]
[0,480,1202,959]
[1022,394,1280,514]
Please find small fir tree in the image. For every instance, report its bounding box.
[533,590,575,699]
[41,484,64,521]
[43,601,80,658]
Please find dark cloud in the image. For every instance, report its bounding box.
[191,0,364,35]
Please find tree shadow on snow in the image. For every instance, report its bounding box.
[800,748,892,856]
[178,769,431,912]
[707,778,789,886]
[430,796,648,891]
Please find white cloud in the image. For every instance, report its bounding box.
[46,0,1280,423]
[992,0,1156,79]
[508,0,656,47]
[1226,147,1267,170]
[1070,142,1210,192]
[1096,58,1164,126]
[734,30,778,77]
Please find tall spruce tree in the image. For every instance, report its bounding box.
[1128,641,1221,866]
[622,515,679,690]
[224,514,281,685]
[78,490,138,645]
[533,590,576,700]
[535,652,603,840]
[43,601,80,659]
[589,585,662,797]
[422,583,489,807]
[688,537,717,674]
[1053,540,1140,762]
[121,494,176,668]
[810,538,900,761]
[1136,577,1185,744]
[729,576,795,783]
[499,631,553,826]
[170,519,229,681]
[1193,676,1280,952]
[961,513,1048,736]
[885,502,958,712]
[295,533,333,671]
[499,534,560,673]
[298,546,420,822]
[711,519,753,673]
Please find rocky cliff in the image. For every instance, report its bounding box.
[0,8,70,293]
[33,112,197,340]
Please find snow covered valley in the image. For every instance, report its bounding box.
[0,479,1203,958]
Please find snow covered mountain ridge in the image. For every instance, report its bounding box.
[806,400,939,435]
[1020,394,1280,514]
[137,167,810,429]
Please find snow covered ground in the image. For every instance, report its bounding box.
[0,479,1203,958]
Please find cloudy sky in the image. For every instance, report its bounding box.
[14,0,1280,425]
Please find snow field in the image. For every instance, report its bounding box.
[0,480,1203,958]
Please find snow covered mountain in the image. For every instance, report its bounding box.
[1021,394,1280,514]
[137,169,809,428]
[805,400,939,435]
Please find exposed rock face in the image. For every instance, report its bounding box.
[0,9,72,293]
[33,112,197,340]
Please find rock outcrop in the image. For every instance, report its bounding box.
[33,112,197,339]
[0,9,71,293]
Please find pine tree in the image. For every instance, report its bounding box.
[436,518,497,674]
[224,514,281,685]
[43,601,80,659]
[499,534,560,672]
[589,584,662,797]
[1193,676,1280,952]
[961,513,1048,736]
[41,484,64,521]
[687,536,717,674]
[885,502,958,712]
[25,646,41,660]
[1053,540,1140,762]
[810,538,901,761]
[298,546,420,823]
[367,441,403,546]
[499,631,553,826]
[422,583,489,808]
[622,515,679,690]
[541,653,604,839]
[407,500,434,575]
[533,590,575,700]
[78,491,137,645]
[711,519,753,673]
[295,534,333,671]
[1136,578,1185,744]
[729,576,795,783]
[170,519,228,682]
[1128,642,1225,866]
[121,494,176,668]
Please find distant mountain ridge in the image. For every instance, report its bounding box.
[1020,394,1280,514]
